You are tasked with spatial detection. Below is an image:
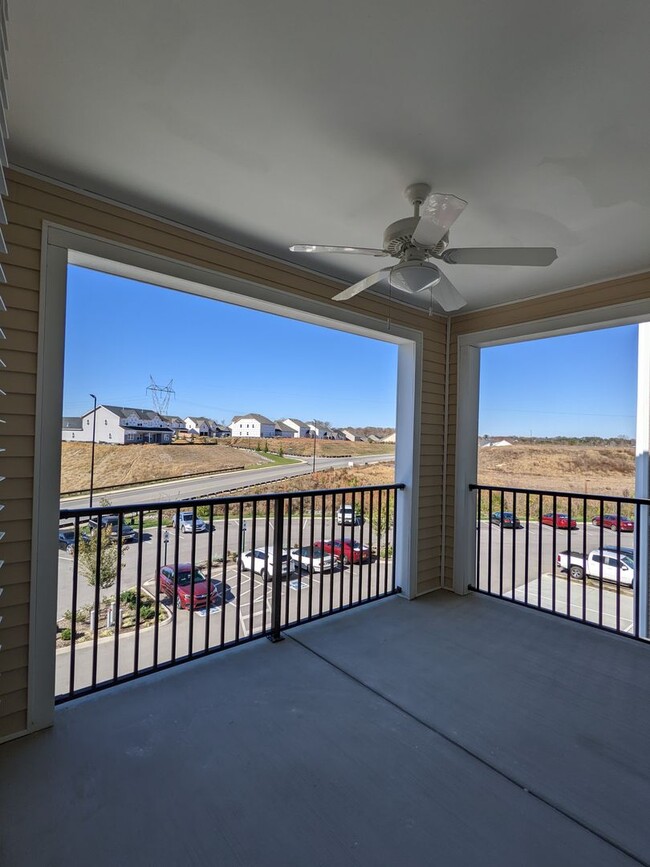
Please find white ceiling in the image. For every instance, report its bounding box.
[9,0,650,312]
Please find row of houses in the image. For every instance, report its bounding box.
[62,406,395,445]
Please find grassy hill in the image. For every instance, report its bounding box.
[60,442,270,494]
[227,437,394,457]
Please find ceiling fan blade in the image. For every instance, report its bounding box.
[411,193,467,248]
[442,247,557,266]
[430,272,467,313]
[290,244,389,257]
[332,268,392,302]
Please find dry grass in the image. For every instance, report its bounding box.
[236,461,395,498]
[478,444,635,497]
[227,437,394,457]
[60,442,267,494]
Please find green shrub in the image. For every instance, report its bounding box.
[60,628,72,641]
[140,604,155,621]
[120,589,138,607]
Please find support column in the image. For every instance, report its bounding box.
[635,323,650,639]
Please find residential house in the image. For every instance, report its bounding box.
[230,413,277,438]
[5,7,650,865]
[307,422,337,439]
[62,405,173,444]
[274,420,294,438]
[367,434,382,443]
[382,432,396,443]
[481,438,512,448]
[160,415,186,434]
[184,416,218,436]
[213,423,232,438]
[282,418,310,438]
[341,429,368,442]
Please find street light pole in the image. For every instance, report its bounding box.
[312,432,317,473]
[89,393,98,508]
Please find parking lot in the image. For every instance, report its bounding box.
[477,519,635,631]
[56,516,394,696]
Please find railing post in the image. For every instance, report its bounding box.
[269,495,285,643]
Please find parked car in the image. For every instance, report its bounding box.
[58,529,89,553]
[490,511,523,529]
[337,505,361,526]
[322,538,371,565]
[289,544,336,574]
[172,511,208,534]
[240,547,294,581]
[556,548,634,586]
[591,514,634,532]
[541,512,577,529]
[158,564,219,610]
[87,515,138,543]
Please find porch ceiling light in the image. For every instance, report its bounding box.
[389,261,441,294]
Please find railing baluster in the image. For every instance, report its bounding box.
[91,517,103,689]
[153,508,162,669]
[269,496,284,643]
[204,503,214,654]
[220,503,229,648]
[69,515,81,697]
[171,507,181,662]
[487,489,493,594]
[297,495,304,624]
[391,487,398,592]
[250,499,258,634]
[134,511,144,672]
[524,493,530,605]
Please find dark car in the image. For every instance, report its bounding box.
[490,511,523,529]
[541,512,577,529]
[158,564,219,610]
[88,515,138,544]
[322,538,372,564]
[601,544,635,560]
[58,529,89,553]
[592,514,634,532]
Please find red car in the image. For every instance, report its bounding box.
[158,564,218,610]
[541,512,577,529]
[322,538,371,565]
[592,514,635,532]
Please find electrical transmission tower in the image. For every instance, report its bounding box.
[147,376,175,417]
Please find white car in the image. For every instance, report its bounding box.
[240,547,294,581]
[173,511,208,534]
[337,505,360,526]
[289,544,336,574]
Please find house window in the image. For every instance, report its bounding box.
[104,419,108,425]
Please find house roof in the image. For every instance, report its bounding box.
[231,414,274,426]
[274,420,294,432]
[283,418,308,429]
[101,405,161,421]
[62,417,83,430]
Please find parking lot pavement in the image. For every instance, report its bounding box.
[513,575,634,633]
[55,554,394,697]
[477,520,636,595]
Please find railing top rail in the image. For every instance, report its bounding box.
[469,482,650,507]
[60,482,406,518]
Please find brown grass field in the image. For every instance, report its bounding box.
[478,443,635,497]
[234,461,395,499]
[60,442,269,494]
[227,437,394,457]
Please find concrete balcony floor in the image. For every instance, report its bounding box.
[1,592,649,866]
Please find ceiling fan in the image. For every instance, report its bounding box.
[289,183,557,312]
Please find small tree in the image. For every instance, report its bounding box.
[371,493,394,547]
[264,440,269,453]
[78,528,122,589]
[279,444,284,456]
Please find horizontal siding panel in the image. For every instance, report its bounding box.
[0,583,30,606]
[4,223,42,250]
[0,710,26,739]
[2,264,40,291]
[1,396,37,414]
[0,371,37,394]
[0,688,28,717]
[0,349,38,374]
[0,566,32,586]
[4,328,39,352]
[0,624,29,651]
[0,666,28,694]
[0,244,40,271]
[0,645,28,674]
[0,284,39,312]
[0,603,30,629]
[2,308,39,332]
[0,435,35,456]
[1,517,34,541]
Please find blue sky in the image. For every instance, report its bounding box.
[62,266,398,427]
[479,325,638,438]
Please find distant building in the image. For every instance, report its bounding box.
[184,416,219,436]
[274,420,294,438]
[307,422,337,440]
[381,432,396,443]
[230,414,276,438]
[62,405,173,444]
[481,439,512,448]
[342,429,367,442]
[367,434,382,443]
[282,418,310,438]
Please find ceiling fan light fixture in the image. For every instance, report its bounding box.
[389,261,441,294]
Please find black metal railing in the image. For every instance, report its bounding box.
[469,484,647,639]
[56,483,403,701]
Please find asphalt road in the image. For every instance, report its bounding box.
[60,453,395,510]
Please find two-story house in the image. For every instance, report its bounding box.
[62,405,174,444]
[184,416,219,436]
[230,413,276,438]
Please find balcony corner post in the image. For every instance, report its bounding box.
[269,495,285,643]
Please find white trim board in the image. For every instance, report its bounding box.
[452,300,650,595]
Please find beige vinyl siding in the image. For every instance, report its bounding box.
[0,169,448,739]
[443,269,650,589]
